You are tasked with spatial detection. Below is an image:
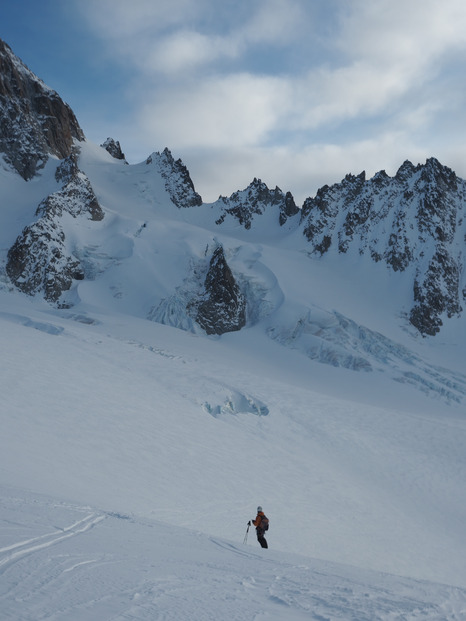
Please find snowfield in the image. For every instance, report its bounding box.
[1,142,466,619]
[2,487,466,621]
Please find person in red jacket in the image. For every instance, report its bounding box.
[249,506,268,548]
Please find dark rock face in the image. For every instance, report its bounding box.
[407,159,464,335]
[300,159,463,264]
[6,163,103,304]
[55,149,80,184]
[101,137,126,161]
[300,158,466,336]
[0,39,84,180]
[192,245,246,335]
[410,249,462,336]
[213,178,299,229]
[6,217,84,304]
[38,168,104,222]
[146,148,202,208]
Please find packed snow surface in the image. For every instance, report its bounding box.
[1,142,466,618]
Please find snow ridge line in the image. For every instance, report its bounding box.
[0,513,105,571]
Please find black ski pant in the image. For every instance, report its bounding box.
[256,528,268,548]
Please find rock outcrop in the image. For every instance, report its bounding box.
[6,156,104,304]
[146,148,202,208]
[149,243,246,336]
[0,39,84,180]
[101,137,126,161]
[192,245,246,335]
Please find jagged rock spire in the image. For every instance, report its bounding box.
[101,137,126,161]
[214,177,299,229]
[300,159,466,336]
[194,244,246,335]
[146,148,202,208]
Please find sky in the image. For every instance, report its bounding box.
[2,0,466,204]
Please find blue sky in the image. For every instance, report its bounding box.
[3,0,466,204]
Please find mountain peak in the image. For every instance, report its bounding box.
[146,148,202,208]
[395,159,416,182]
[214,178,298,229]
[101,137,126,161]
[420,156,457,190]
[300,157,466,335]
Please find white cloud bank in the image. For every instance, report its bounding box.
[76,0,466,203]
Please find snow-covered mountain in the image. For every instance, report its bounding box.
[300,159,466,336]
[2,33,465,343]
[1,38,466,618]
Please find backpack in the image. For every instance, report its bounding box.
[260,514,269,531]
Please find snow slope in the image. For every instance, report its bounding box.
[1,141,466,618]
[2,486,466,621]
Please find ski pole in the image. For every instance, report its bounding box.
[243,522,250,544]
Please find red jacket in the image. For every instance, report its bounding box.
[253,511,265,528]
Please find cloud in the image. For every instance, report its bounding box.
[73,0,466,201]
[139,72,291,148]
[286,0,466,132]
[341,0,466,62]
[78,0,201,38]
[80,0,466,137]
[75,0,211,75]
[77,0,305,75]
[240,0,306,46]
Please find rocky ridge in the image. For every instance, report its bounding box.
[300,158,466,335]
[213,178,299,229]
[0,38,84,180]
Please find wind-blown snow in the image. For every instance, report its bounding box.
[1,141,466,618]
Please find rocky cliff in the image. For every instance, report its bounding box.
[6,153,104,305]
[192,244,246,335]
[0,39,84,180]
[149,243,246,336]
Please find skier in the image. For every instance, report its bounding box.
[249,506,268,548]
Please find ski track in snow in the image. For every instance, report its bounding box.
[0,512,105,572]
[1,492,466,620]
